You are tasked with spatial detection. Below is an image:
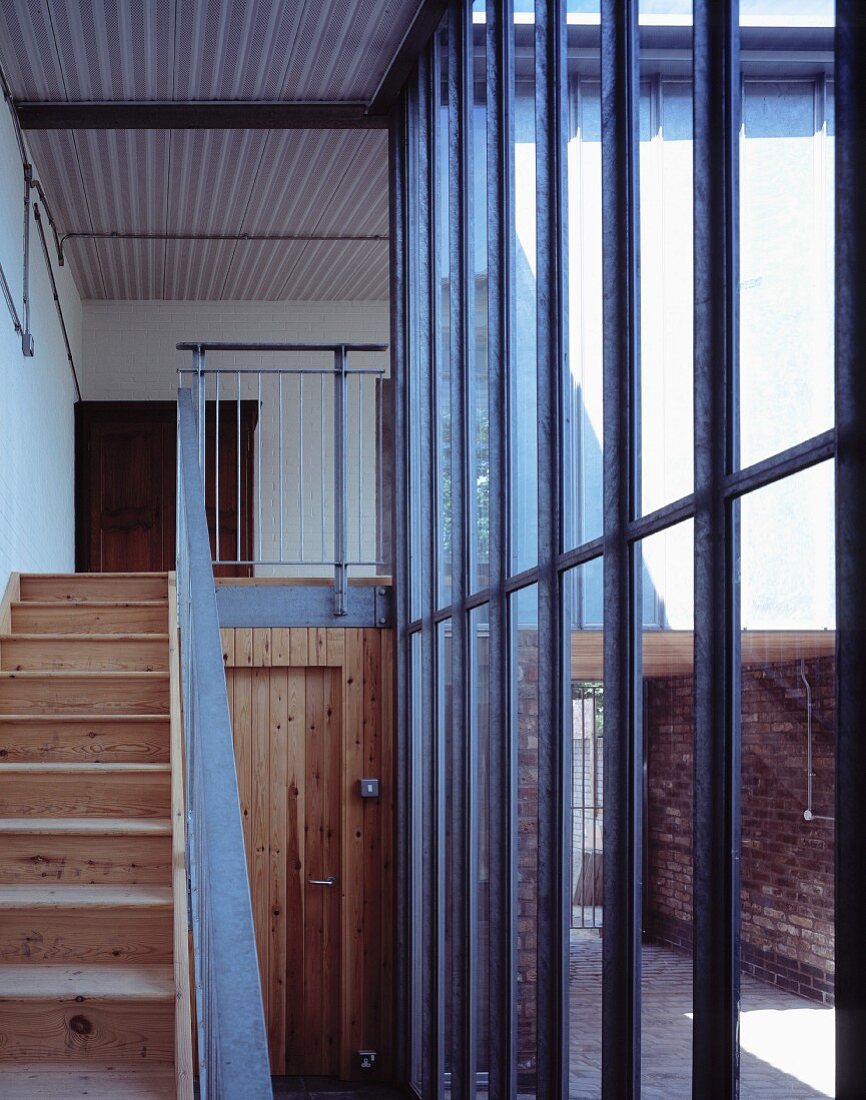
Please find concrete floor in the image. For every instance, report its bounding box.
[570,932,834,1099]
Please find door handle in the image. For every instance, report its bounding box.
[308,876,337,887]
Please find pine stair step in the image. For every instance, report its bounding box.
[0,763,171,819]
[0,816,172,835]
[0,817,173,884]
[0,963,174,1001]
[0,672,170,715]
[0,885,173,965]
[0,635,170,672]
[0,1064,176,1098]
[19,574,169,603]
[0,714,170,763]
[11,601,169,634]
[0,884,173,909]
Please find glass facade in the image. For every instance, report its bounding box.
[397,2,841,1097]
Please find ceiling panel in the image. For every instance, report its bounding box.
[0,0,407,300]
[1,0,424,102]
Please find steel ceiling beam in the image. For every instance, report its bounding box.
[368,0,450,115]
[15,100,387,130]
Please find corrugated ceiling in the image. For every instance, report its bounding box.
[0,0,411,300]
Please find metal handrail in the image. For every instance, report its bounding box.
[176,388,272,1099]
[177,340,389,615]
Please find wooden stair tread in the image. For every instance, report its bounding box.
[0,762,171,774]
[0,671,169,679]
[0,963,174,1001]
[0,885,173,908]
[20,573,169,579]
[1,633,170,641]
[0,1065,176,1099]
[0,817,172,835]
[0,713,168,722]
[12,601,168,610]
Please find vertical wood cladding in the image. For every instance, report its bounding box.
[221,626,395,1078]
[646,656,835,1004]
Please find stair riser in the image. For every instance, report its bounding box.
[0,835,172,884]
[0,719,170,763]
[0,909,173,964]
[0,678,169,715]
[19,577,168,602]
[0,1001,174,1063]
[0,639,168,672]
[12,605,168,634]
[0,775,170,819]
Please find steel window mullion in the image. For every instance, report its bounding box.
[486,0,517,1093]
[535,0,569,1094]
[834,5,866,1095]
[692,2,741,1098]
[445,3,474,1096]
[600,2,642,1097]
[390,92,411,1085]
[421,35,447,1098]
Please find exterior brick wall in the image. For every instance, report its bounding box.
[646,655,835,1005]
[516,628,539,1083]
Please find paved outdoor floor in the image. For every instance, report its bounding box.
[570,931,834,1099]
[273,1077,405,1099]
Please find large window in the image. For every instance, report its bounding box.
[396,2,849,1097]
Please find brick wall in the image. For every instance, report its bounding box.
[646,655,835,1004]
[516,628,539,1083]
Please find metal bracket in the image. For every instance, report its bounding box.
[374,584,392,628]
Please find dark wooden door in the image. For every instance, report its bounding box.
[76,401,257,574]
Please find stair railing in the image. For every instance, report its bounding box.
[176,387,273,1099]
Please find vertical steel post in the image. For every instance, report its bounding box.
[692,1,741,1097]
[535,0,569,1094]
[416,40,445,1097]
[600,1,642,1096]
[193,345,206,480]
[334,345,349,616]
[486,0,517,1092]
[446,1,474,1094]
[22,164,34,356]
[835,4,866,1096]
[389,92,411,1084]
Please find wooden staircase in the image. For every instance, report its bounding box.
[0,573,193,1099]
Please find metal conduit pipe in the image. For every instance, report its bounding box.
[0,53,73,369]
[801,657,834,822]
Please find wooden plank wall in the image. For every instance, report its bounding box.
[221,627,394,1080]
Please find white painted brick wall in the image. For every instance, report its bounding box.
[82,300,390,576]
[0,105,82,594]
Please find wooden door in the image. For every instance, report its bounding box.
[76,402,257,574]
[76,404,176,573]
[223,627,394,1081]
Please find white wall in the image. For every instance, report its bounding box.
[82,300,390,576]
[0,106,81,594]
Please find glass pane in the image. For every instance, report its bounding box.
[511,584,539,1094]
[510,18,538,574]
[565,559,604,1098]
[408,80,427,623]
[639,519,694,1099]
[738,463,835,1097]
[410,631,423,1089]
[639,58,694,515]
[470,603,491,1090]
[436,27,453,607]
[439,618,453,1087]
[470,4,490,593]
[564,7,603,551]
[739,77,834,468]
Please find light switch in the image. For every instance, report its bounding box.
[360,778,380,798]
